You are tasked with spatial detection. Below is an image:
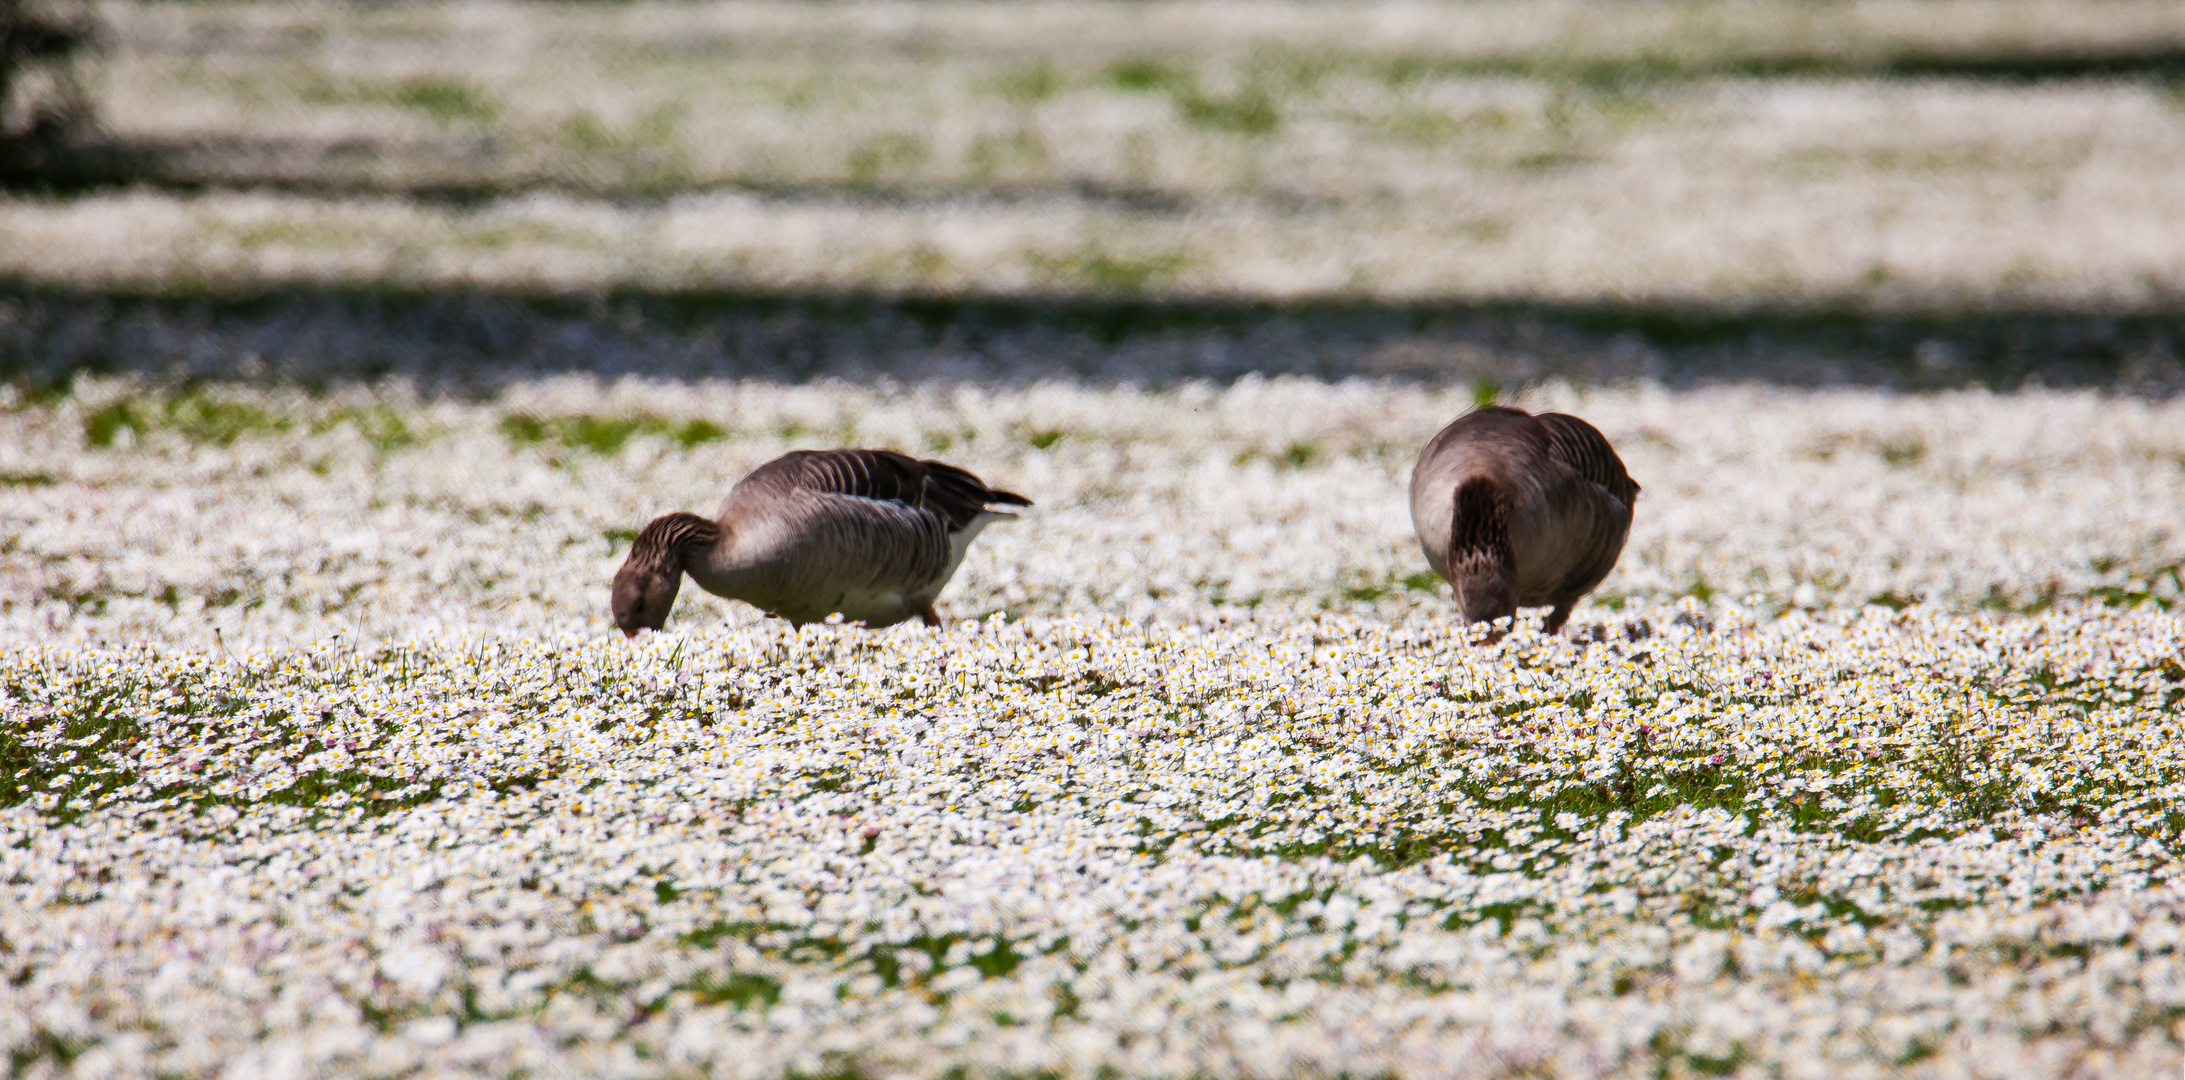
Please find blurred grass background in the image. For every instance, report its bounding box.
[4,0,2185,389]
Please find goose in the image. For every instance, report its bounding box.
[610,448,1031,636]
[1409,406,1638,637]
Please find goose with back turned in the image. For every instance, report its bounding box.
[611,448,1031,635]
[1409,406,1638,637]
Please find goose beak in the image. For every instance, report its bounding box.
[622,628,642,640]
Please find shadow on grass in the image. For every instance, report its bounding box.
[1,131,1207,211]
[1406,45,2185,88]
[2,281,2181,394]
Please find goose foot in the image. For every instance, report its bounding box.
[918,605,941,628]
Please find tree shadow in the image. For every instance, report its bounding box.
[1871,46,2185,83]
[2,282,2178,395]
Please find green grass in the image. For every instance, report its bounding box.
[847,133,929,187]
[1879,438,1927,466]
[1341,570,1445,603]
[1176,83,1283,137]
[678,971,784,1010]
[992,61,1065,105]
[1231,439,1325,471]
[1027,245,1192,293]
[1103,57,1283,136]
[2083,562,2184,611]
[499,413,730,455]
[84,393,287,448]
[392,77,498,126]
[965,129,1050,181]
[297,73,499,125]
[313,406,418,453]
[79,392,420,452]
[1104,57,1188,94]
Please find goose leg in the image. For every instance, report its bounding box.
[918,604,941,628]
[1543,602,1574,636]
[765,617,799,665]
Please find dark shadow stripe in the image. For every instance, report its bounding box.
[1875,47,2185,83]
[0,134,1210,209]
[1,283,2180,395]
[1361,47,2185,88]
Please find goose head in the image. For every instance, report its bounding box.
[610,513,720,637]
[610,564,682,637]
[1452,560,1514,626]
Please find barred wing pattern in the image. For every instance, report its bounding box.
[760,449,1034,529]
[1534,413,1640,509]
[690,448,1037,627]
[1531,412,1637,611]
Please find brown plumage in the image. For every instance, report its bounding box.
[610,449,1031,636]
[1409,406,1638,637]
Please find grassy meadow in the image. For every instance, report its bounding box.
[4,380,2185,1077]
[5,0,2185,305]
[4,2,2185,1077]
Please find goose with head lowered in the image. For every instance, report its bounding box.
[1410,406,1638,638]
[611,448,1031,636]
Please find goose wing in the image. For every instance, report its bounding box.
[1534,413,1639,509]
[760,449,1032,531]
[1531,413,1637,604]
